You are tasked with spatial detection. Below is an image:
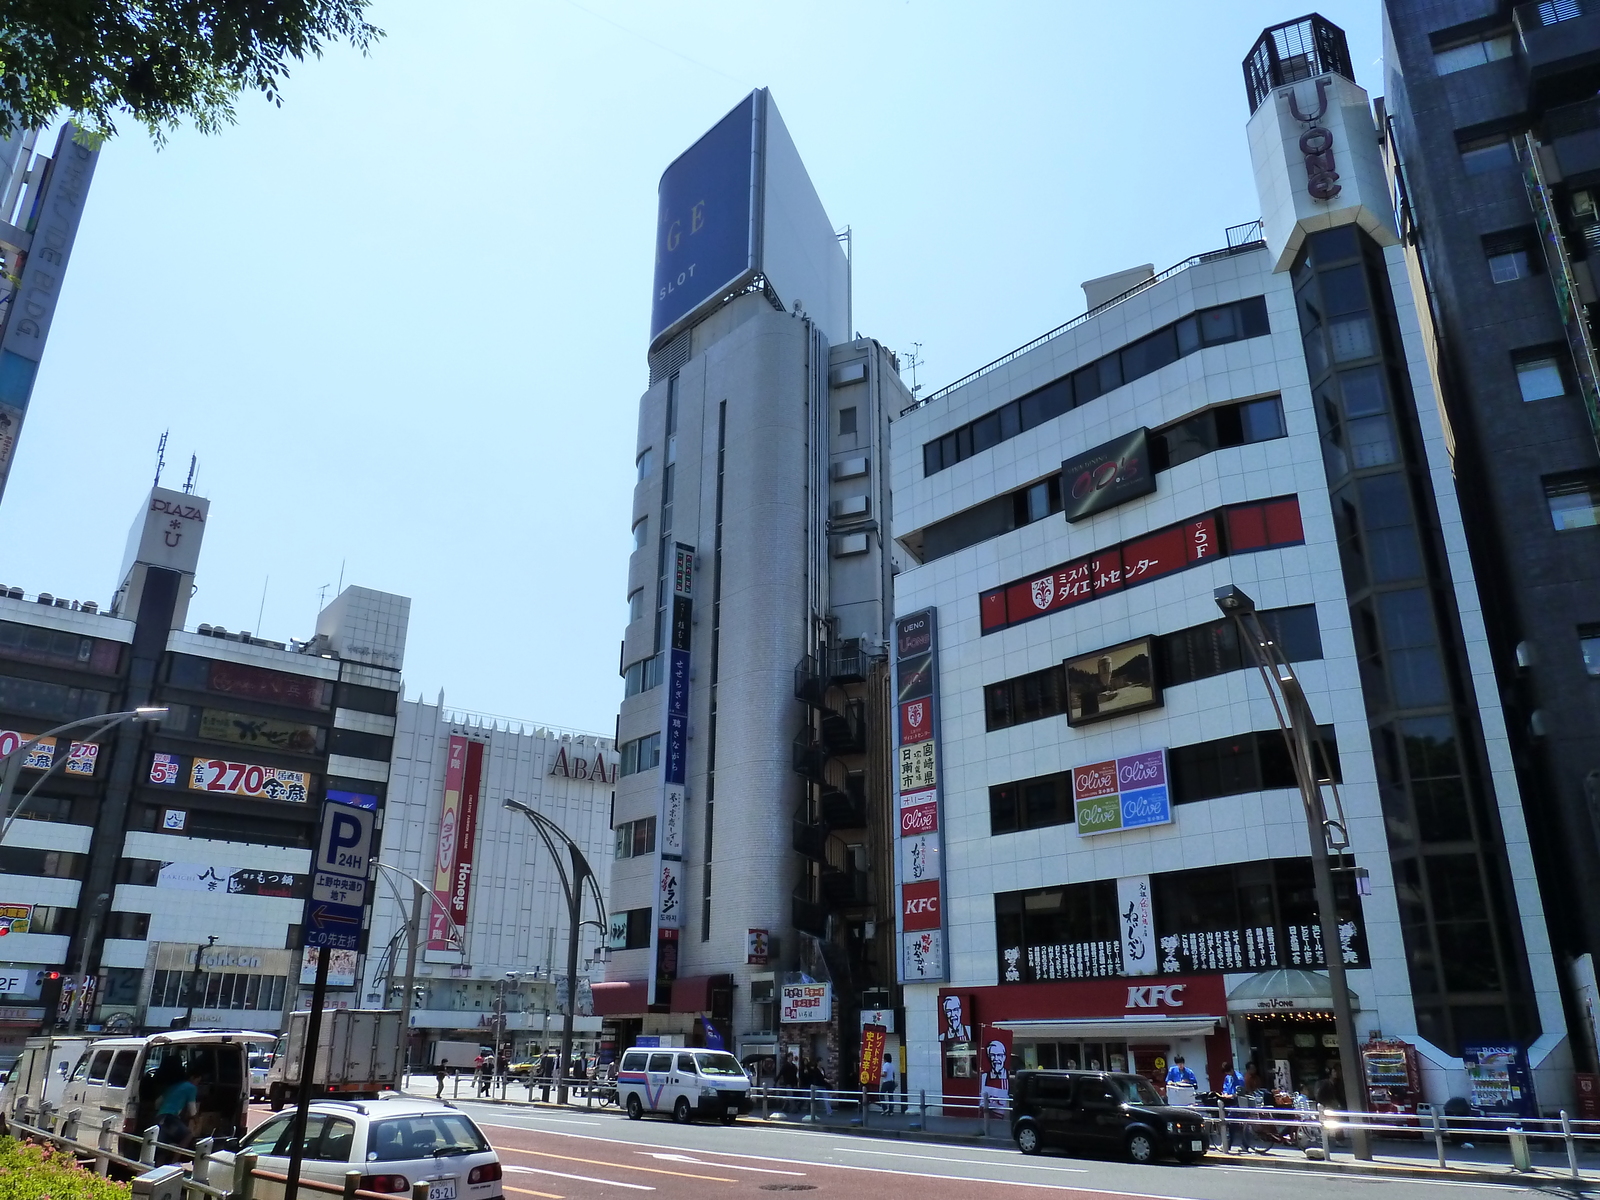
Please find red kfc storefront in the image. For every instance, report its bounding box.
[936,975,1230,1114]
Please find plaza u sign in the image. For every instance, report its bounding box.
[1072,750,1172,836]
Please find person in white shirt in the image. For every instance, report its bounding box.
[879,1048,899,1113]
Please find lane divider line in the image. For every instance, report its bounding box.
[641,1152,807,1176]
[504,1164,654,1191]
[499,1144,737,1183]
[503,1186,565,1199]
[838,1147,1088,1173]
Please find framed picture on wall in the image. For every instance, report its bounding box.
[1064,636,1161,726]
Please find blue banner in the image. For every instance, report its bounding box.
[650,92,758,347]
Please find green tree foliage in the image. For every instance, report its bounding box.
[0,1,383,143]
[0,1136,131,1200]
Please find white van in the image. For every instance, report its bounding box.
[616,1047,750,1124]
[60,1032,250,1148]
[0,1036,93,1120]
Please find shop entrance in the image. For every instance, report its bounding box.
[1244,1012,1339,1097]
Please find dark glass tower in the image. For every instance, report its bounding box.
[1382,0,1600,1069]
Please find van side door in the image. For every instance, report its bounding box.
[1031,1073,1076,1147]
[674,1053,698,1106]
[645,1053,674,1111]
[1070,1077,1123,1152]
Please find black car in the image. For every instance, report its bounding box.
[1009,1069,1207,1164]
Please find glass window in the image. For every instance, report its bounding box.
[1097,354,1123,394]
[695,1052,746,1077]
[1340,366,1389,416]
[1175,315,1200,356]
[923,441,942,476]
[1200,306,1241,345]
[86,1050,112,1083]
[631,518,648,551]
[999,402,1021,440]
[367,1114,487,1161]
[1546,473,1600,529]
[1434,34,1513,74]
[1516,356,1567,401]
[1347,415,1397,468]
[1329,314,1377,362]
[1581,625,1600,677]
[628,589,645,623]
[1319,265,1369,316]
[971,411,1002,453]
[1241,397,1286,442]
[1460,135,1516,175]
[1359,474,1422,581]
[244,1115,292,1156]
[1024,480,1052,523]
[839,406,857,436]
[676,1052,697,1073]
[1488,247,1532,283]
[636,449,654,481]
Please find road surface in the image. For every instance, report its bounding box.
[433,1096,1550,1200]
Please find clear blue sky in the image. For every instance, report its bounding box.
[0,1,1383,735]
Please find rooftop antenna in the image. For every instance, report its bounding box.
[182,454,198,495]
[152,430,168,489]
[906,343,925,395]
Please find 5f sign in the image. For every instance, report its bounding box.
[317,804,374,878]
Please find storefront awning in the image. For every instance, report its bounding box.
[590,980,648,1017]
[994,1016,1220,1040]
[669,974,731,1014]
[1226,968,1357,1014]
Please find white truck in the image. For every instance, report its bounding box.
[0,1036,92,1120]
[265,1009,402,1110]
[430,1040,487,1070]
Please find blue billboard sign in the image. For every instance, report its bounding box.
[649,92,758,348]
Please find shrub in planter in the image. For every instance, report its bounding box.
[0,1135,131,1200]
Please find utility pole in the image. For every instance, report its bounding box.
[397,878,424,1085]
[1216,585,1370,1160]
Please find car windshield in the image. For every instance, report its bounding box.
[694,1052,746,1078]
[1111,1075,1164,1105]
[367,1113,488,1160]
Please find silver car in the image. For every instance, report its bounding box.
[212,1098,502,1200]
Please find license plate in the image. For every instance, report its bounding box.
[1191,1140,1204,1152]
[429,1183,456,1200]
[726,1105,740,1115]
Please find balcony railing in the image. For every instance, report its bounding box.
[791,885,828,938]
[791,729,830,783]
[820,782,867,829]
[791,811,830,863]
[819,701,865,756]
[819,867,871,910]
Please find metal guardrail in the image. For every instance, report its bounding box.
[900,223,1268,416]
[3,1099,403,1200]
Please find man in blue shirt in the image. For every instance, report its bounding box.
[1164,1055,1197,1088]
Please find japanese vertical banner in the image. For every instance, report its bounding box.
[859,1024,887,1088]
[428,735,469,950]
[649,542,695,1004]
[894,608,949,983]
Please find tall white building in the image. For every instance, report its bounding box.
[600,89,911,1077]
[887,15,1570,1112]
[362,700,615,1063]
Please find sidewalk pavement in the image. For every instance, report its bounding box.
[399,1076,1600,1189]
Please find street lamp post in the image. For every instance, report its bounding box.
[181,935,218,1030]
[0,708,168,841]
[1215,585,1370,1159]
[373,862,463,1089]
[503,799,605,1105]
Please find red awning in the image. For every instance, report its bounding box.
[669,974,731,1014]
[590,980,648,1016]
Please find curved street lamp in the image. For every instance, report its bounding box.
[0,707,169,842]
[1215,585,1370,1160]
[503,798,605,1105]
[372,860,466,1081]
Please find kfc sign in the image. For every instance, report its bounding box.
[902,880,941,931]
[1125,983,1186,1009]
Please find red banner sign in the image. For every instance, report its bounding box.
[429,736,469,950]
[902,880,942,930]
[858,1024,887,1088]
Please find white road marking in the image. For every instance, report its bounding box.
[504,1163,654,1190]
[643,1151,806,1176]
[837,1146,1088,1173]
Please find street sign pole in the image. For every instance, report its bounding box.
[282,948,329,1200]
[285,798,375,1200]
